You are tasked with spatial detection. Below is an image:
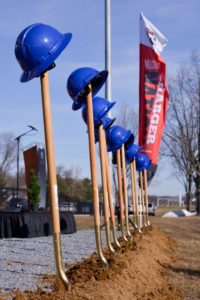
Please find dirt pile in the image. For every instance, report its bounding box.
[1,226,182,300]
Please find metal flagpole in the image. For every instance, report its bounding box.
[105,0,116,211]
[105,0,111,102]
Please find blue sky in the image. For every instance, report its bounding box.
[0,0,199,196]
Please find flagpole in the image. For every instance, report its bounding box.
[105,0,111,102]
[105,0,116,211]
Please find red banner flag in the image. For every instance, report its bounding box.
[138,12,169,180]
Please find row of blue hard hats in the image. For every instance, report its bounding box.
[67,68,151,171]
[15,23,151,172]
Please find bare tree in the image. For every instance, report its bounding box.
[56,165,84,200]
[163,51,200,212]
[116,105,138,139]
[0,133,17,186]
[111,105,138,200]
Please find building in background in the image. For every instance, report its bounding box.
[23,144,46,209]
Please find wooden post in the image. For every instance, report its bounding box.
[116,149,128,243]
[121,145,132,238]
[40,72,70,289]
[86,85,109,270]
[98,125,115,256]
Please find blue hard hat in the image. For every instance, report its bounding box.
[94,129,99,144]
[135,153,151,172]
[85,116,115,144]
[106,125,132,152]
[15,23,72,82]
[95,116,116,143]
[125,132,135,149]
[67,67,108,106]
[125,144,141,163]
[82,97,116,127]
[102,116,116,130]
[72,101,83,111]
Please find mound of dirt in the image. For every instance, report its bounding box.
[1,226,182,300]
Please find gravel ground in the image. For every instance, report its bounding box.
[0,229,108,295]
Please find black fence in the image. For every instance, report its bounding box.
[0,211,76,239]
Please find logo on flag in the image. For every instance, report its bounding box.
[146,28,157,46]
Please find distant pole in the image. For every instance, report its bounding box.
[105,0,111,102]
[16,137,20,200]
[15,126,37,200]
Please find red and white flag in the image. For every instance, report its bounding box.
[138,12,169,180]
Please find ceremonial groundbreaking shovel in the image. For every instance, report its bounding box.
[98,125,115,256]
[105,155,122,250]
[139,171,147,227]
[82,97,120,252]
[143,169,151,226]
[15,23,72,289]
[130,160,139,229]
[40,72,70,288]
[67,68,110,270]
[125,142,141,232]
[116,149,128,244]
[101,127,122,251]
[121,144,132,239]
[135,153,151,229]
[106,125,133,244]
[86,86,109,270]
[132,159,142,233]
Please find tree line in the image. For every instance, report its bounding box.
[56,165,93,201]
